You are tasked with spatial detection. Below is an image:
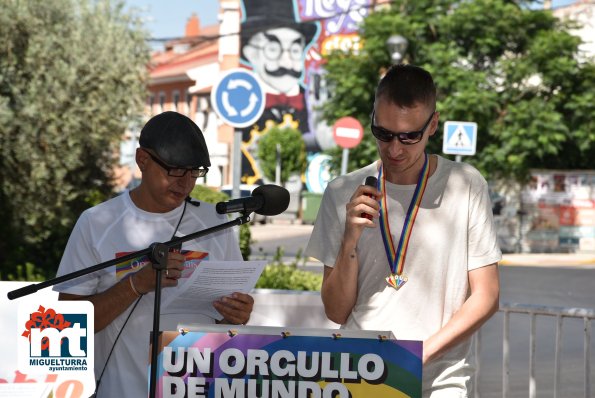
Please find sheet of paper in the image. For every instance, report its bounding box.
[161,261,266,319]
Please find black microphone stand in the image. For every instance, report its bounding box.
[8,212,251,398]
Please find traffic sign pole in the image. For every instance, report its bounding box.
[232,130,242,200]
[211,68,265,202]
[275,143,281,186]
[341,148,349,176]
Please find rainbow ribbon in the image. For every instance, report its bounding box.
[378,153,430,276]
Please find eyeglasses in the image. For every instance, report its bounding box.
[370,109,436,145]
[248,40,305,61]
[144,150,208,178]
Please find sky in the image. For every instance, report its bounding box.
[125,0,579,43]
[124,0,219,42]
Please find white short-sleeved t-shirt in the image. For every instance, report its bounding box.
[53,192,242,398]
[306,155,501,395]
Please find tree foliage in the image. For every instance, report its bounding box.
[257,126,307,185]
[322,0,594,182]
[0,0,150,278]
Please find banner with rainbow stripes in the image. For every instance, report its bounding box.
[151,328,422,397]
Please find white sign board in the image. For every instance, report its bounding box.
[443,121,477,156]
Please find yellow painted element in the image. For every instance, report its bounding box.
[240,114,300,185]
[240,123,264,185]
[321,33,363,55]
[317,380,410,397]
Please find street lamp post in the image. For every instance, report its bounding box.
[386,35,409,64]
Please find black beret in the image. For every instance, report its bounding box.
[139,111,210,168]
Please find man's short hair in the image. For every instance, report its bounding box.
[375,64,436,109]
[139,111,211,168]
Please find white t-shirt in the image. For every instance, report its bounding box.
[53,192,242,398]
[306,155,501,396]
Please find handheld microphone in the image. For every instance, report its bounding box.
[216,184,290,216]
[361,176,378,220]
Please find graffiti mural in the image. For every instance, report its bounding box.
[239,0,369,184]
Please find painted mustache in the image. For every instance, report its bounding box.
[264,67,302,78]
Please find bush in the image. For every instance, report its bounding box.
[3,262,48,282]
[255,248,322,291]
[238,223,252,261]
[190,185,252,260]
[190,185,228,204]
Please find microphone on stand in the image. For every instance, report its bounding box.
[216,184,290,216]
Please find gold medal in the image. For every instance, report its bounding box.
[386,274,408,290]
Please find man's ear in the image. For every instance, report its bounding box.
[428,112,440,137]
[136,148,149,171]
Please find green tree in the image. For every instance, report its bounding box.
[322,0,594,182]
[257,126,307,185]
[0,0,150,279]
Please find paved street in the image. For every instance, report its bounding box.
[250,220,319,266]
[249,220,595,269]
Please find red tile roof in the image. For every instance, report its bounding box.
[148,24,220,81]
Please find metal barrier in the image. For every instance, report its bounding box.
[475,303,594,398]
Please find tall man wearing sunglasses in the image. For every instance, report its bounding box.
[306,64,501,397]
[53,111,254,397]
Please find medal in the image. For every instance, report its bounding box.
[386,274,408,290]
[378,153,430,290]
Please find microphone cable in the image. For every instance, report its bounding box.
[92,199,189,397]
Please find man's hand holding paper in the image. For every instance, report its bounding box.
[213,292,254,325]
[161,260,266,320]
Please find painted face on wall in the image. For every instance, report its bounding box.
[243,27,306,94]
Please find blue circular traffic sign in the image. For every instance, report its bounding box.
[211,69,265,128]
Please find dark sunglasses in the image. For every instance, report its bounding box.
[144,150,208,178]
[371,109,436,144]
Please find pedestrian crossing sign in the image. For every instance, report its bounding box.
[442,121,477,156]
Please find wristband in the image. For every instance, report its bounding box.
[129,275,143,297]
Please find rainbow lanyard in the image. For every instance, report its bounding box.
[378,153,430,276]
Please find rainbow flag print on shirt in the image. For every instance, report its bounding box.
[115,250,209,281]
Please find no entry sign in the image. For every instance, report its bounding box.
[333,117,364,149]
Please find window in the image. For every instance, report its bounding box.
[185,91,192,115]
[173,91,180,112]
[158,92,165,113]
[148,94,155,115]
